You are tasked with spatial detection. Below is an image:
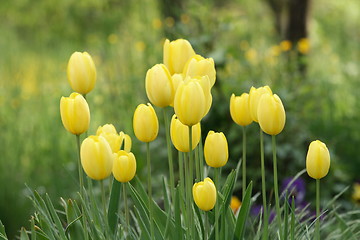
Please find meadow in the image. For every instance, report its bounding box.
[0,0,359,238]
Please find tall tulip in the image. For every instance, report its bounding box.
[183,55,216,87]
[113,150,136,183]
[230,93,253,127]
[67,52,97,95]
[193,178,217,211]
[133,103,159,142]
[163,39,196,75]
[204,131,229,168]
[145,64,174,108]
[80,136,113,180]
[249,86,272,122]
[60,92,90,135]
[170,114,201,152]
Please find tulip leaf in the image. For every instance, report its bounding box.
[63,199,83,240]
[174,187,183,240]
[107,177,122,234]
[134,207,151,240]
[44,194,68,239]
[233,181,253,240]
[0,220,7,240]
[20,227,30,240]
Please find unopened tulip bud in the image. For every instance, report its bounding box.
[67,52,96,94]
[60,92,90,135]
[204,131,229,168]
[163,39,196,75]
[170,114,201,152]
[145,64,174,107]
[230,93,253,126]
[183,55,216,87]
[257,93,286,135]
[306,140,330,179]
[80,136,113,180]
[249,86,272,122]
[113,150,136,182]
[133,103,159,142]
[193,178,217,211]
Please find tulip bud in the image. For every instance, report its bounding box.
[230,93,253,126]
[145,64,174,108]
[80,136,114,180]
[67,52,97,94]
[113,150,136,182]
[133,103,159,142]
[183,55,216,87]
[249,86,272,122]
[170,114,201,152]
[257,93,286,135]
[174,78,207,126]
[96,124,122,153]
[192,177,217,211]
[60,92,90,135]
[119,131,132,152]
[306,140,330,179]
[204,131,229,168]
[163,39,196,75]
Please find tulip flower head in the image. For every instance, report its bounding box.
[80,136,114,180]
[145,64,174,108]
[119,131,132,152]
[113,150,136,182]
[306,140,330,179]
[133,103,159,142]
[204,131,229,168]
[249,86,272,122]
[60,92,90,135]
[257,93,286,135]
[163,39,196,75]
[230,93,253,126]
[67,52,97,95]
[183,55,216,87]
[193,178,217,211]
[96,124,122,153]
[170,114,201,152]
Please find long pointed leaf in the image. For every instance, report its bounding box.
[233,181,253,240]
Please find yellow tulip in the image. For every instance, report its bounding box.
[257,93,286,135]
[133,103,159,142]
[67,52,97,94]
[60,92,90,135]
[306,140,330,179]
[163,39,196,75]
[145,64,174,107]
[80,136,113,180]
[183,55,216,87]
[192,177,217,211]
[170,114,201,152]
[113,150,136,182]
[174,78,208,126]
[249,86,272,122]
[96,124,122,153]
[230,93,253,126]
[204,131,229,168]
[119,131,132,152]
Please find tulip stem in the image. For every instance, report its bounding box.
[184,151,191,240]
[123,182,130,238]
[146,142,154,240]
[242,126,247,200]
[316,179,320,240]
[179,152,185,204]
[214,167,220,240]
[100,180,107,219]
[199,132,204,180]
[260,129,268,240]
[272,135,282,240]
[204,211,209,240]
[188,126,195,239]
[163,108,175,210]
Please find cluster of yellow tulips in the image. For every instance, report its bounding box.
[59,39,331,240]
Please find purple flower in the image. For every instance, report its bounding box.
[281,176,306,205]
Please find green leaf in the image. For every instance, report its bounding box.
[0,220,7,240]
[233,181,253,240]
[107,177,122,234]
[174,187,183,240]
[30,216,36,240]
[20,227,30,240]
[290,197,295,240]
[64,199,83,240]
[44,194,67,239]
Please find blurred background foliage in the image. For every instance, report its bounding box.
[0,0,359,238]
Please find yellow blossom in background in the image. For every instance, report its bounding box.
[133,103,159,142]
[165,17,175,28]
[170,114,201,152]
[204,131,229,168]
[245,48,258,65]
[135,41,146,52]
[60,92,90,135]
[249,86,272,123]
[80,136,114,180]
[67,52,97,95]
[306,140,330,179]
[297,38,310,54]
[163,39,196,75]
[152,18,162,30]
[181,14,190,24]
[230,93,253,127]
[280,40,292,51]
[352,183,360,203]
[269,45,281,57]
[183,55,216,87]
[113,150,136,183]
[108,34,118,44]
[193,178,217,211]
[96,124,122,153]
[230,196,242,213]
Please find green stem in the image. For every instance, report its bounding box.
[199,132,204,180]
[188,126,195,239]
[272,135,282,239]
[316,179,320,240]
[146,142,154,240]
[260,129,268,240]
[179,152,185,203]
[242,126,247,200]
[163,108,175,209]
[123,182,130,238]
[195,145,200,181]
[214,167,220,240]
[100,180,107,219]
[204,211,209,240]
[291,197,295,240]
[184,152,191,240]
